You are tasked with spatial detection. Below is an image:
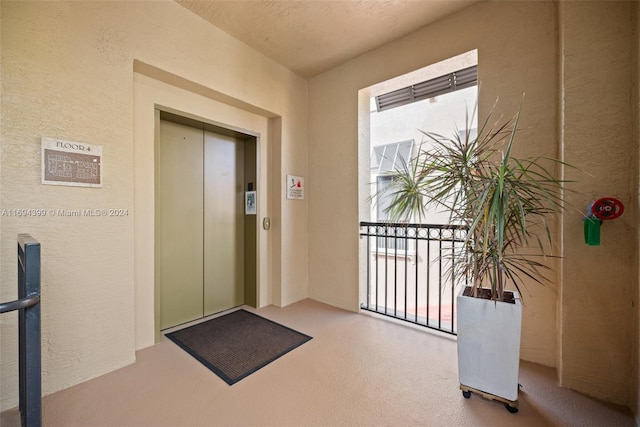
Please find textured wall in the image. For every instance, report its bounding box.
[308,0,637,407]
[309,0,559,363]
[1,1,137,410]
[0,0,308,410]
[559,1,636,407]
[2,0,637,413]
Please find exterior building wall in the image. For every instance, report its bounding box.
[369,85,478,224]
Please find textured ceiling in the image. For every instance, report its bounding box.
[176,1,479,78]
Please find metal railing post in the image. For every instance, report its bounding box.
[0,234,41,427]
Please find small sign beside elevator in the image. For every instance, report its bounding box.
[286,175,304,200]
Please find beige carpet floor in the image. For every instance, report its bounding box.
[1,298,635,426]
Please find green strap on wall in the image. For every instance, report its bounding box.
[584,218,600,246]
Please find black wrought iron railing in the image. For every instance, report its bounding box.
[0,234,41,427]
[359,222,467,335]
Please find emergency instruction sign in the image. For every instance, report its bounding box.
[286,175,304,200]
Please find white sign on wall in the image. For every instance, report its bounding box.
[41,137,103,187]
[286,175,304,200]
[245,191,257,215]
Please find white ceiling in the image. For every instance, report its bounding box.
[176,1,480,78]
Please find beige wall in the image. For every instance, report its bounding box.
[559,1,637,407]
[0,0,308,410]
[1,0,638,414]
[309,0,559,359]
[308,0,638,408]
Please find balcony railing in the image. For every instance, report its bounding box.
[359,222,467,335]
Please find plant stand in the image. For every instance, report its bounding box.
[457,286,522,413]
[460,384,519,413]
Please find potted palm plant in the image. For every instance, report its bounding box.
[382,100,567,413]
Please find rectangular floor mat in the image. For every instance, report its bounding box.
[166,309,312,385]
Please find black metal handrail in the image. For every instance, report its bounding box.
[360,222,467,335]
[0,234,41,427]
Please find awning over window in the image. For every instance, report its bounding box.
[374,65,478,112]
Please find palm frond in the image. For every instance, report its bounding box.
[375,99,572,301]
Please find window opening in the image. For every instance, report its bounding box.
[358,49,478,335]
[369,65,478,233]
[371,140,414,174]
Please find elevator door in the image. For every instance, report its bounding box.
[204,131,244,315]
[158,120,204,329]
[158,119,246,330]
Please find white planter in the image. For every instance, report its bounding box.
[457,286,522,403]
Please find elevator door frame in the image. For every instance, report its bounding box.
[154,109,261,337]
